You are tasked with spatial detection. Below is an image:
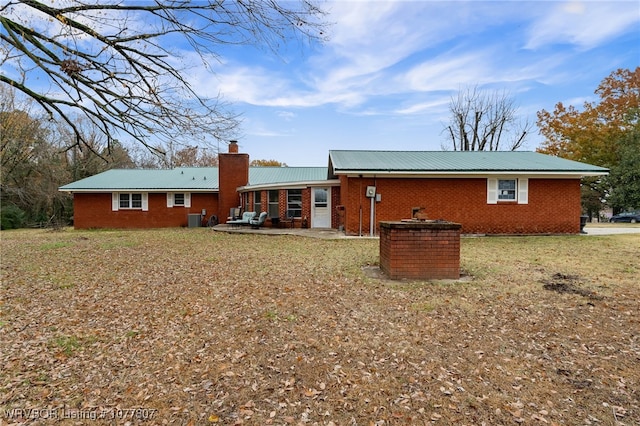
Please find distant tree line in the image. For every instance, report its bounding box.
[1,86,217,229]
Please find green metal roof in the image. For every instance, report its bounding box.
[59,166,329,192]
[59,151,609,193]
[247,167,329,187]
[59,167,219,192]
[328,150,609,176]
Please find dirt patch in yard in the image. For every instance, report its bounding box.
[542,273,605,300]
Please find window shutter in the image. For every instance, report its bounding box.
[518,178,529,204]
[112,193,119,211]
[142,193,149,211]
[167,193,173,208]
[185,193,191,208]
[487,179,498,204]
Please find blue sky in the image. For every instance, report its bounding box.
[3,1,639,167]
[199,0,639,166]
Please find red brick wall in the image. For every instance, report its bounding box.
[331,186,341,229]
[73,174,581,233]
[380,221,461,280]
[218,152,249,223]
[302,189,311,228]
[277,190,288,224]
[341,177,582,235]
[73,192,217,229]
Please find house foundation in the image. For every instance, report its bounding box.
[379,220,461,280]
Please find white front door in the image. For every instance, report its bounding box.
[312,187,331,228]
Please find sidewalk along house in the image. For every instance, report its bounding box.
[59,143,608,234]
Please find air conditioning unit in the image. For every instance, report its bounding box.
[188,214,201,228]
[366,186,376,198]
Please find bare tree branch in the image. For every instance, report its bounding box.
[1,0,328,154]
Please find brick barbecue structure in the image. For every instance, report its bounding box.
[380,220,462,280]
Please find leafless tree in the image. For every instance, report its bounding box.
[1,0,328,155]
[442,86,531,151]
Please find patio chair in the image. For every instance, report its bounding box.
[250,212,268,229]
[227,211,256,227]
[280,210,296,228]
[227,207,242,221]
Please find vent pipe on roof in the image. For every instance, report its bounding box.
[229,140,239,153]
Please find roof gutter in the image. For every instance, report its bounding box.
[58,188,220,193]
[237,179,341,192]
[336,170,609,178]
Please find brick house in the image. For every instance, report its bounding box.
[59,143,608,235]
[328,150,607,235]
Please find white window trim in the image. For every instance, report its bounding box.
[166,192,191,208]
[487,178,528,205]
[112,192,148,211]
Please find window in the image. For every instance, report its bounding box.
[113,193,148,211]
[166,192,190,208]
[313,188,328,208]
[268,190,279,218]
[174,193,185,206]
[254,191,262,213]
[498,179,516,200]
[120,193,143,209]
[487,178,528,205]
[287,189,302,218]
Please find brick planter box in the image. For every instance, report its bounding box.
[380,220,461,280]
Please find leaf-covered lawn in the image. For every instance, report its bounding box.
[1,229,639,425]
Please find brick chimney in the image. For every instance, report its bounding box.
[218,140,248,223]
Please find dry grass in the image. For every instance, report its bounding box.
[1,228,638,425]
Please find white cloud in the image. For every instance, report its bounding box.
[277,111,296,120]
[395,97,450,115]
[189,0,637,121]
[525,1,640,50]
[204,59,368,108]
[315,2,466,86]
[400,51,492,92]
[226,2,537,111]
